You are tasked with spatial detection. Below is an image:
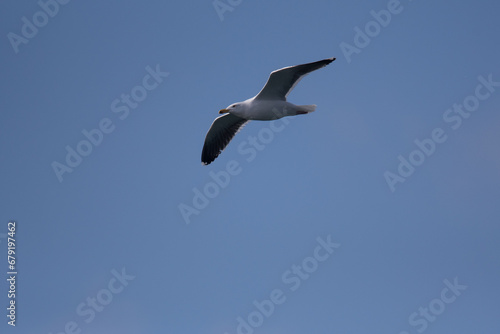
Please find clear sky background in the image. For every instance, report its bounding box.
[1,0,499,333]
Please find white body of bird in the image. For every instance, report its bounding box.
[219,99,316,120]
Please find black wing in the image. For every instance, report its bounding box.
[201,113,248,165]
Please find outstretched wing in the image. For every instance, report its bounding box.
[201,113,249,165]
[254,57,335,101]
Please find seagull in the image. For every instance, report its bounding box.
[201,57,336,165]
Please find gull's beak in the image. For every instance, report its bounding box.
[219,109,229,114]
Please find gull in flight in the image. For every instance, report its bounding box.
[201,57,336,165]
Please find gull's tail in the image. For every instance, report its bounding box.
[297,104,316,115]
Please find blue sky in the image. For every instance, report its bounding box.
[1,0,499,333]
